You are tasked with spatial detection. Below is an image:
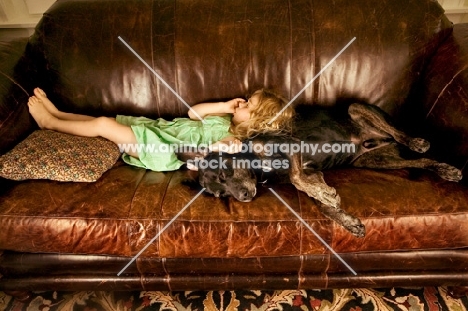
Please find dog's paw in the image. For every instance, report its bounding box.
[347,222,366,238]
[316,201,366,237]
[409,138,430,153]
[432,163,463,182]
[342,215,366,238]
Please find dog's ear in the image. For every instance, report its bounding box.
[181,178,204,190]
[218,169,227,182]
[217,159,235,182]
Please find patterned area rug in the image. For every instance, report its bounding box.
[2,287,468,310]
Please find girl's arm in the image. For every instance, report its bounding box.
[188,98,246,120]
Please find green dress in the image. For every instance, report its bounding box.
[116,115,232,171]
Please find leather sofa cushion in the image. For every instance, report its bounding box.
[0,164,467,258]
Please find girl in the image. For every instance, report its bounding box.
[27,88,294,171]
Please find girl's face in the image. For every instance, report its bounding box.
[232,94,259,125]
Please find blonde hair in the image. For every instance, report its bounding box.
[231,88,295,140]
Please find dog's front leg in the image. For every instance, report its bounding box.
[287,153,340,208]
[288,154,365,237]
[315,200,366,238]
[290,170,341,208]
[291,171,366,237]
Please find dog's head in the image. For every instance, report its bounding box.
[195,153,257,202]
[176,138,290,202]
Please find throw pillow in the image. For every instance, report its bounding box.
[0,130,121,182]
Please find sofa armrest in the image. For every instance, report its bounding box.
[0,38,35,155]
[420,23,468,180]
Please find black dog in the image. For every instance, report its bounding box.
[180,103,463,237]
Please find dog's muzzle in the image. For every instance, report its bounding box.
[235,186,257,202]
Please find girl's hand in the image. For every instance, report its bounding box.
[188,98,246,120]
[223,98,246,114]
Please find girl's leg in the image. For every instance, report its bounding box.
[33,88,94,121]
[28,96,139,158]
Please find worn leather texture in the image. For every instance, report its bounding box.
[1,166,468,258]
[0,0,467,291]
[419,23,468,178]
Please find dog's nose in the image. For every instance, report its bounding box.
[239,188,253,202]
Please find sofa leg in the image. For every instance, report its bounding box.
[3,291,31,302]
[447,286,468,298]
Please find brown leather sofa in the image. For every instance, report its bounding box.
[1,0,468,294]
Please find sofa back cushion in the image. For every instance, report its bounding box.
[0,39,36,154]
[27,0,451,120]
[0,0,453,156]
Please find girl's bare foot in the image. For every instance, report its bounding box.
[32,87,94,122]
[33,87,61,117]
[28,96,55,129]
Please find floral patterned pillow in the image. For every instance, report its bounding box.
[0,130,121,182]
